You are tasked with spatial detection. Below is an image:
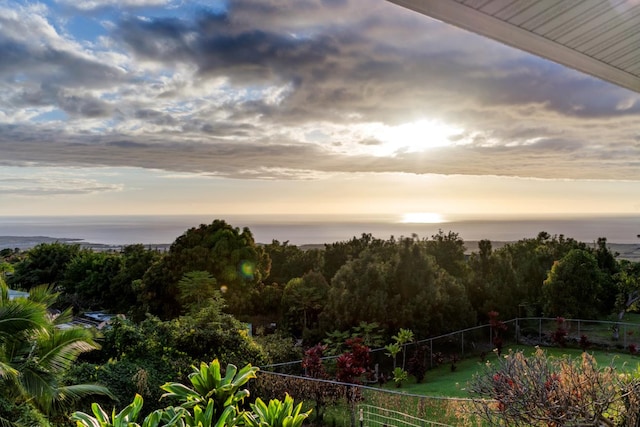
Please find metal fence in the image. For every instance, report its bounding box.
[358,404,453,427]
[513,317,640,351]
[255,316,640,426]
[262,316,640,379]
[252,371,481,427]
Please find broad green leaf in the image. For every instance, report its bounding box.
[70,411,102,427]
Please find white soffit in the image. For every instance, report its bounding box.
[387,0,640,93]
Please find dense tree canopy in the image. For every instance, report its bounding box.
[543,249,604,319]
[8,242,80,290]
[321,237,473,338]
[138,220,271,318]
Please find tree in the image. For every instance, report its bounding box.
[8,242,80,290]
[109,244,161,314]
[321,234,389,283]
[612,260,640,340]
[392,328,414,371]
[424,230,467,279]
[484,233,588,318]
[543,249,603,319]
[281,271,329,339]
[0,278,111,423]
[262,240,322,286]
[176,271,220,315]
[138,220,270,318]
[321,247,396,334]
[615,261,640,320]
[595,237,620,314]
[466,240,493,320]
[61,250,123,311]
[321,237,473,338]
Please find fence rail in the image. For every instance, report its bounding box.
[256,316,640,427]
[254,371,477,427]
[358,404,453,427]
[261,316,640,375]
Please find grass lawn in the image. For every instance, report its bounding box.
[388,344,640,398]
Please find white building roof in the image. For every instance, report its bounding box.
[387,0,640,93]
[8,289,29,300]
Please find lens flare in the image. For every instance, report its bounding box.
[239,260,255,279]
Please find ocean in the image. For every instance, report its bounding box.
[0,214,639,247]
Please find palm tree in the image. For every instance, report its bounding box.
[0,278,112,424]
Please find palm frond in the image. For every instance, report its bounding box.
[27,284,60,309]
[0,360,19,381]
[51,306,74,325]
[0,414,15,427]
[36,327,100,373]
[0,279,8,307]
[42,383,115,416]
[0,300,49,338]
[19,364,56,410]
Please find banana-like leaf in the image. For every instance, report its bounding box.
[233,364,259,387]
[214,405,239,427]
[248,394,310,427]
[221,364,237,386]
[161,382,201,406]
[70,411,103,427]
[92,403,110,423]
[143,406,187,427]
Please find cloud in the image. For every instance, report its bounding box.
[0,173,123,196]
[0,0,639,183]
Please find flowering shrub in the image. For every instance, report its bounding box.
[469,348,640,426]
[551,317,568,347]
[488,311,507,356]
[302,344,327,379]
[335,338,370,384]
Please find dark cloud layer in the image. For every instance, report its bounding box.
[0,0,639,181]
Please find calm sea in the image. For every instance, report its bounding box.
[0,214,638,247]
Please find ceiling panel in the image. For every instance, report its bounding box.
[387,0,640,93]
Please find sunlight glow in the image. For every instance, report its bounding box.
[401,212,447,224]
[376,119,462,156]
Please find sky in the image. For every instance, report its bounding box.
[1,0,640,221]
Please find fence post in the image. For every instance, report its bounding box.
[429,339,433,369]
[539,318,542,344]
[624,324,627,349]
[461,331,464,357]
[489,325,493,346]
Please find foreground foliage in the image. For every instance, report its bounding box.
[0,278,111,426]
[71,359,310,427]
[469,348,640,426]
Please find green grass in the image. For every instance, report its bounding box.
[387,344,640,398]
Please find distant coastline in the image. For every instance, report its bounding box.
[0,214,638,254]
[2,237,639,262]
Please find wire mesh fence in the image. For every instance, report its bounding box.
[358,404,453,427]
[255,317,640,426]
[514,317,640,352]
[251,371,482,427]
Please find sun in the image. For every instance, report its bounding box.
[377,119,462,155]
[401,212,447,224]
